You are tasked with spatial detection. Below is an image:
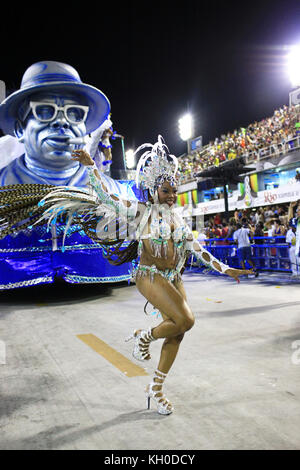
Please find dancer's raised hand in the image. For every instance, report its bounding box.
[71,149,94,166]
[225,268,253,283]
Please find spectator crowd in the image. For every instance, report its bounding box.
[178,104,300,184]
[191,202,300,276]
[198,203,291,244]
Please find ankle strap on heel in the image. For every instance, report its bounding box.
[142,327,156,342]
[153,369,167,382]
[147,369,173,415]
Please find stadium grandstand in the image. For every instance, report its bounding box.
[177,103,300,184]
[176,103,300,276]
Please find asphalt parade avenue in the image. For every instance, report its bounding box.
[0,270,300,450]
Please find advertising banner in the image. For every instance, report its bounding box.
[193,181,300,215]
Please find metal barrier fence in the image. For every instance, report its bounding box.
[189,236,297,273]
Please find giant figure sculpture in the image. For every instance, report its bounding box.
[0,61,135,289]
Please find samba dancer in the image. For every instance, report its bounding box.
[70,137,252,415]
[0,136,252,414]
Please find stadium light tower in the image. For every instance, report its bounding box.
[125,148,135,169]
[287,44,300,88]
[178,113,193,154]
[287,44,300,107]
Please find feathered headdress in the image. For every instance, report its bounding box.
[135,135,179,196]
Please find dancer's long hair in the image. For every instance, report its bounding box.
[0,183,149,266]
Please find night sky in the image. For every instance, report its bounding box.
[1,1,300,158]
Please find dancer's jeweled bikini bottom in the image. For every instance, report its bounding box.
[132,264,182,284]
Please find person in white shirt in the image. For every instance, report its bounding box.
[286,222,299,277]
[287,201,300,277]
[197,230,207,246]
[255,208,264,225]
[233,219,259,277]
[264,208,274,221]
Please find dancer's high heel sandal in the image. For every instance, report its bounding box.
[125,327,156,361]
[146,370,174,415]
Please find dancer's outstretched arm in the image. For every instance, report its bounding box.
[186,237,253,282]
[72,149,139,218]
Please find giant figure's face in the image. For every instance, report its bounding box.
[17,90,88,170]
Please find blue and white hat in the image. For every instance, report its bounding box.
[0,61,110,135]
[289,217,297,228]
